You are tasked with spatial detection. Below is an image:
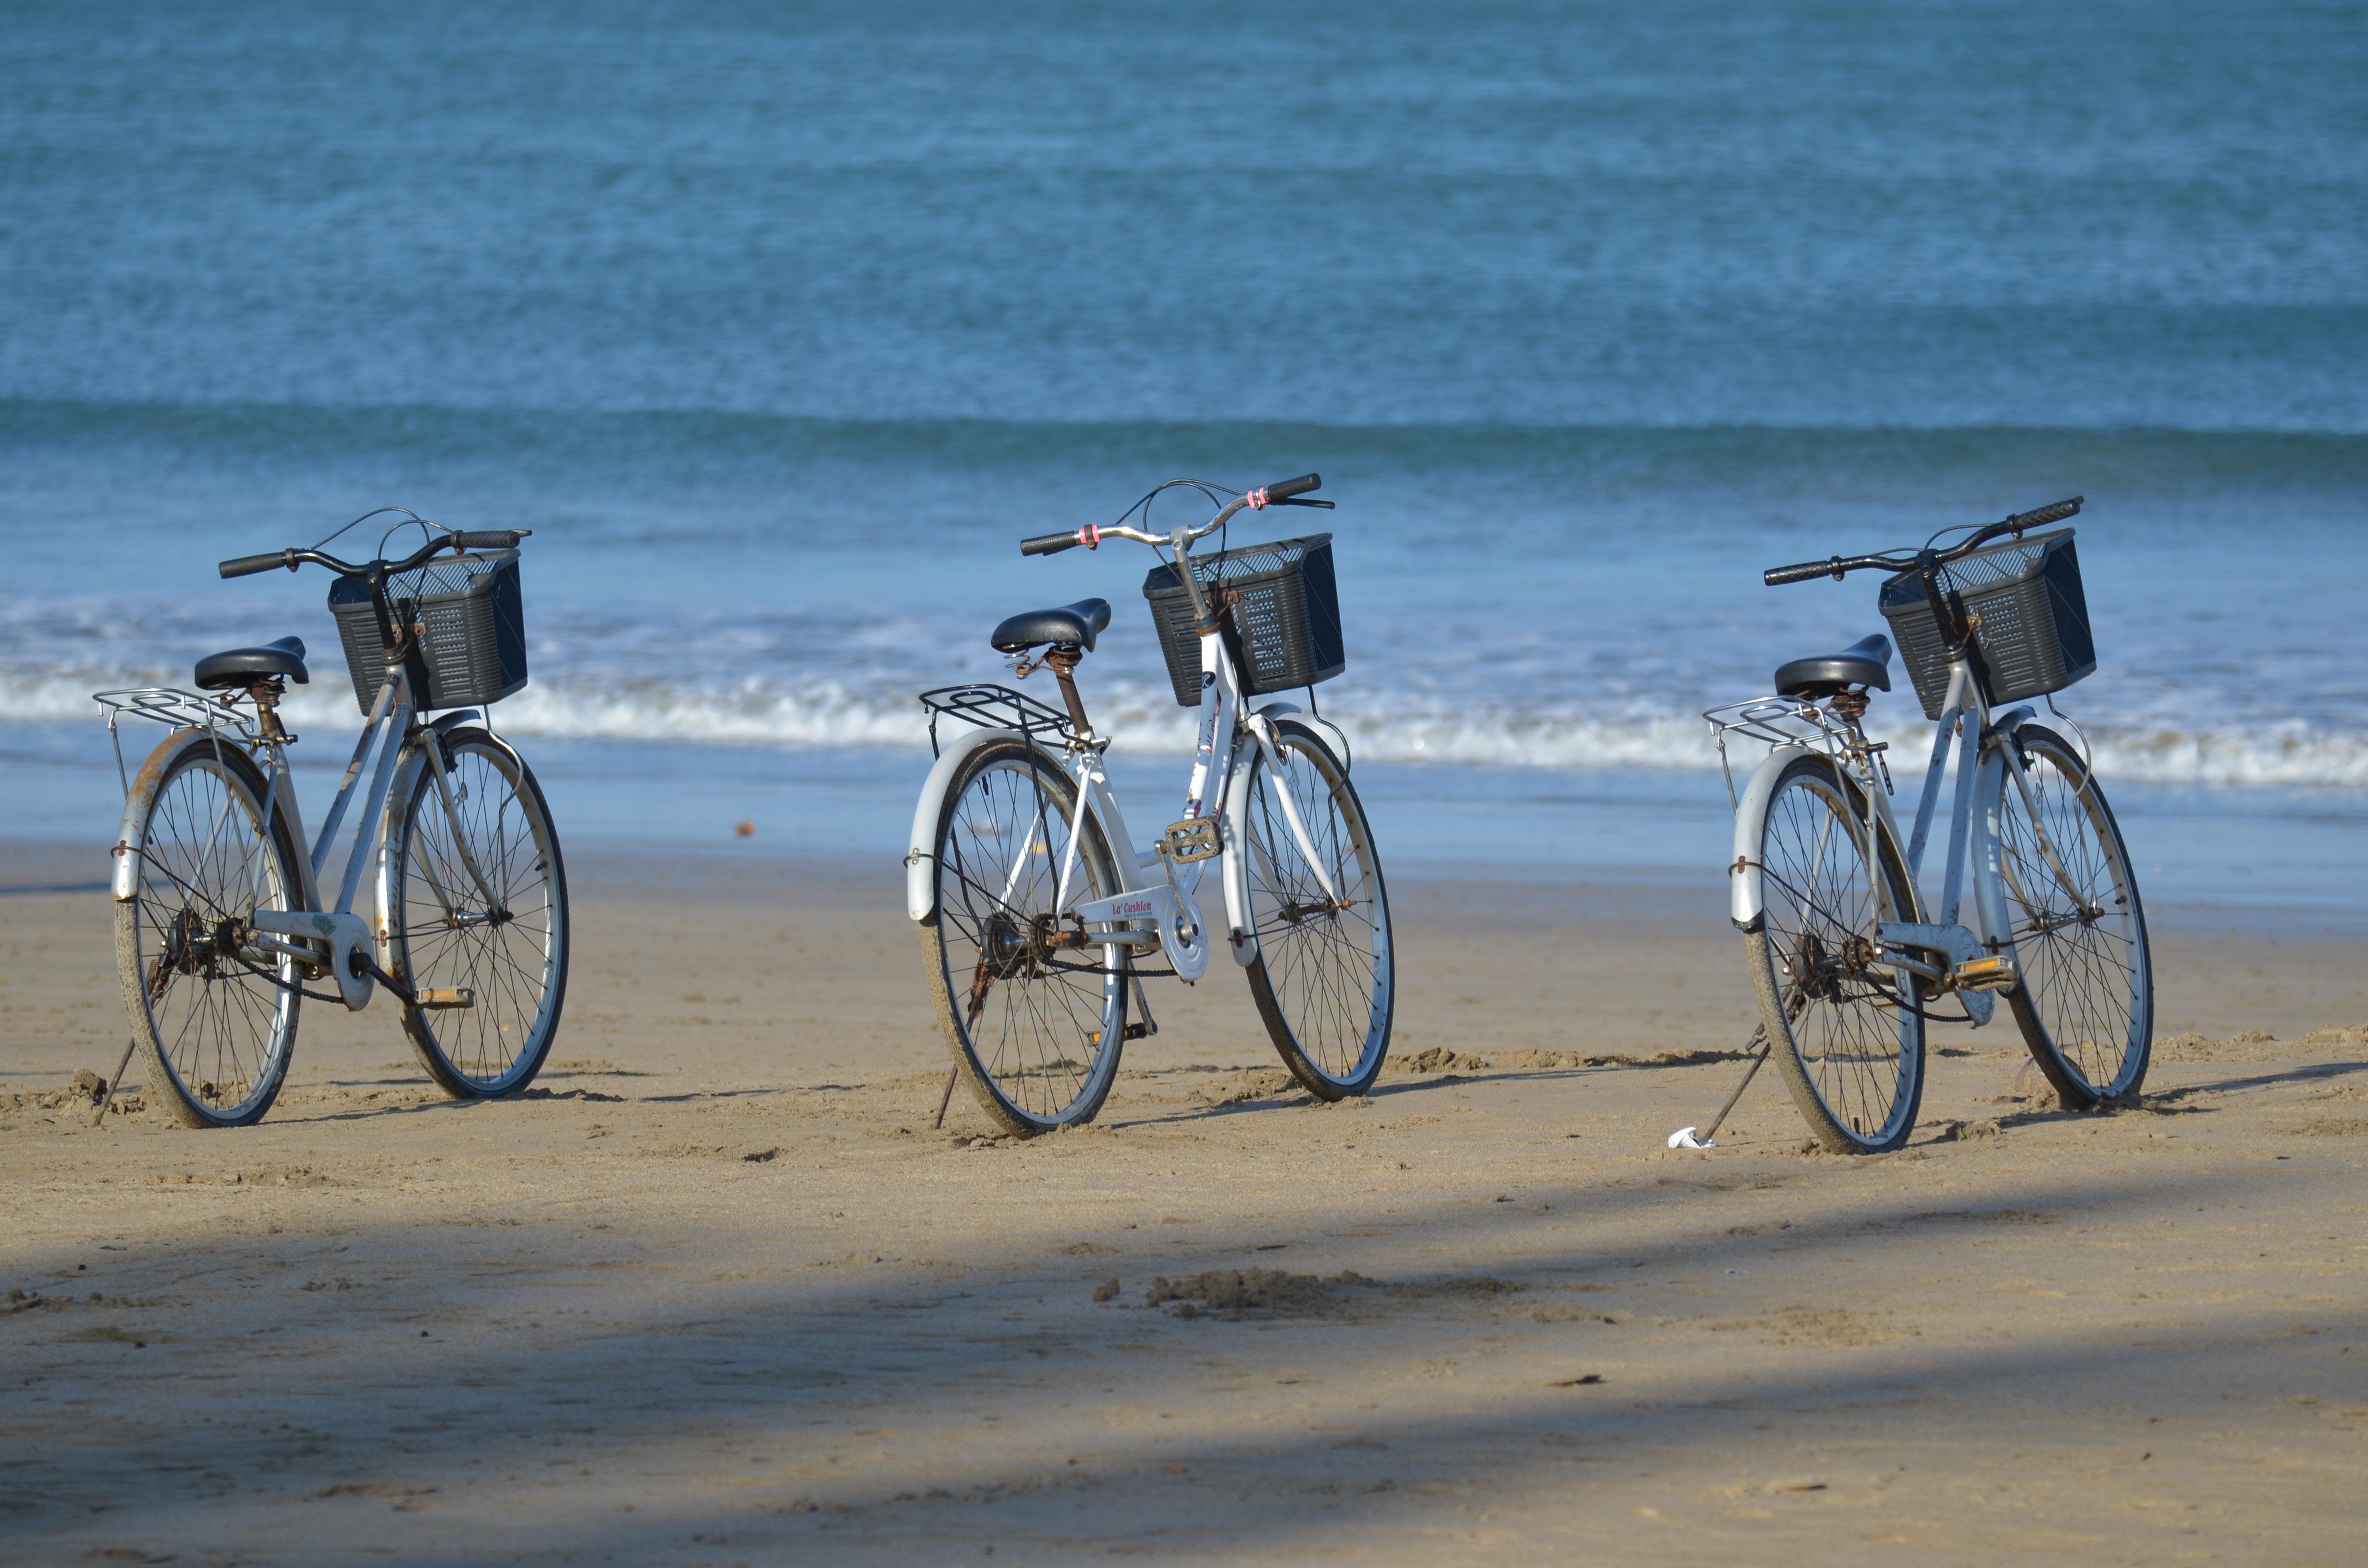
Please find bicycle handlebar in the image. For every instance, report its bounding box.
[1761,497,2082,588]
[1254,473,1322,504]
[219,550,296,579]
[1018,475,1326,557]
[218,528,531,582]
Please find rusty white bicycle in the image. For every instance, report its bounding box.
[906,474,1394,1136]
[1698,497,2152,1154]
[96,513,567,1128]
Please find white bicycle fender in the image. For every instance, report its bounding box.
[112,727,222,901]
[1729,744,1814,931]
[906,726,1024,921]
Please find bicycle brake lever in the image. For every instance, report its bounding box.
[1273,498,1335,509]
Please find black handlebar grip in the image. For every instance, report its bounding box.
[1020,530,1085,556]
[1265,473,1321,501]
[219,550,293,579]
[451,529,527,549]
[2004,496,2082,531]
[1764,557,1845,587]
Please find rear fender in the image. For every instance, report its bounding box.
[113,728,261,902]
[1729,744,1816,931]
[907,727,1027,921]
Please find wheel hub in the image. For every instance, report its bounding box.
[980,909,1036,981]
[1794,931,1847,1003]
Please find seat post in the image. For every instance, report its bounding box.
[245,678,292,747]
[1041,646,1093,738]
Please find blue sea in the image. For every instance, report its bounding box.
[3,1,2364,911]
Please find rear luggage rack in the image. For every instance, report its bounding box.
[917,684,1090,757]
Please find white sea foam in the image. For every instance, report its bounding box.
[15,660,2365,790]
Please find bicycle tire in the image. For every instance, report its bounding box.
[920,738,1128,1135]
[114,732,306,1128]
[1992,723,2152,1107]
[1745,753,1927,1153]
[1237,719,1394,1099]
[385,727,570,1099]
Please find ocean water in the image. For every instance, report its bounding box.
[3,1,2364,906]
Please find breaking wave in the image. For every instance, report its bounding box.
[13,659,2364,791]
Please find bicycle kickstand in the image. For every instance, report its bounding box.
[90,1039,139,1129]
[1667,1023,1772,1151]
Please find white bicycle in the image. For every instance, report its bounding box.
[1707,497,2152,1153]
[96,513,567,1128]
[905,474,1395,1136]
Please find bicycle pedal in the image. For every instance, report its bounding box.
[1160,818,1222,864]
[413,988,477,1010]
[1123,1020,1154,1041]
[1950,956,2019,993]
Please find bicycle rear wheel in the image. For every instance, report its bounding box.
[384,727,569,1099]
[1993,723,2152,1106]
[920,738,1127,1135]
[115,734,305,1127]
[1237,719,1394,1099]
[1745,753,1926,1153]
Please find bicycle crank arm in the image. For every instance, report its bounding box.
[1073,885,1209,982]
[251,908,376,1010]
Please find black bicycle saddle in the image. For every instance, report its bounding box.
[194,636,310,690]
[1773,633,1891,698]
[990,599,1112,654]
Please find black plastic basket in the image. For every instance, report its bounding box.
[328,549,529,713]
[1142,534,1344,707]
[1877,528,2095,719]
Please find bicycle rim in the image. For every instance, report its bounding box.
[1751,756,1924,1152]
[390,730,568,1097]
[118,740,301,1127]
[1240,722,1393,1097]
[925,743,1126,1134]
[1996,724,2151,1104]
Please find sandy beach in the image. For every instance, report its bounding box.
[3,835,2365,1565]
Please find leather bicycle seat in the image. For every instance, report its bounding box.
[194,636,310,690]
[991,599,1112,654]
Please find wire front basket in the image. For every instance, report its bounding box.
[1141,534,1344,706]
[1878,528,2095,719]
[328,549,529,714]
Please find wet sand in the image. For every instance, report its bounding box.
[4,837,2366,1565]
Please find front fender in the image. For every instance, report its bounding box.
[906,727,1026,921]
[1729,744,1816,931]
[1218,718,1269,966]
[375,711,517,952]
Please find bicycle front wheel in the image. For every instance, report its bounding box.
[920,738,1128,1136]
[1745,753,1926,1153]
[1237,719,1394,1099]
[1993,722,2152,1106]
[385,727,569,1098]
[115,733,305,1127]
